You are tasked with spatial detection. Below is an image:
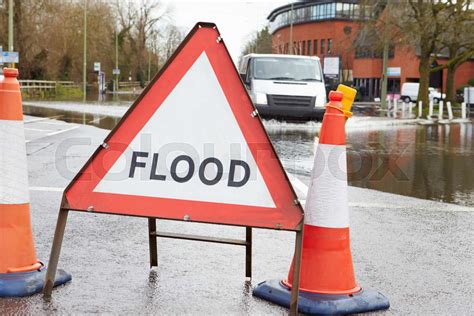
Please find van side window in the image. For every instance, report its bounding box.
[239,57,247,75]
[245,59,252,83]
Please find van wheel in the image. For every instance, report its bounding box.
[434,98,440,103]
[403,96,411,103]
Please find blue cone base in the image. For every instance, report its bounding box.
[0,266,72,297]
[253,279,390,315]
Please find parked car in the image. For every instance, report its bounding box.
[400,82,444,103]
[239,54,326,121]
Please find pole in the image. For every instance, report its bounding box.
[289,3,294,55]
[438,100,444,120]
[148,218,158,268]
[245,227,252,279]
[115,29,119,92]
[8,0,13,51]
[380,14,390,113]
[7,0,13,68]
[147,47,151,83]
[83,0,87,102]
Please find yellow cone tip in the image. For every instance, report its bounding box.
[337,84,357,115]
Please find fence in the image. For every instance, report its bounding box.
[386,99,471,121]
[19,80,80,97]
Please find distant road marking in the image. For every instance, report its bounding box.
[29,186,63,192]
[25,127,49,132]
[46,126,80,137]
[25,125,80,144]
[24,116,63,124]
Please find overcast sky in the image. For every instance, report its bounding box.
[161,0,289,62]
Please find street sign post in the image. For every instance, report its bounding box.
[323,56,340,77]
[2,51,19,64]
[43,22,304,314]
[93,62,100,72]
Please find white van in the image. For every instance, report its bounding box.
[239,54,326,120]
[401,82,444,103]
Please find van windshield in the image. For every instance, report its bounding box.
[252,57,322,81]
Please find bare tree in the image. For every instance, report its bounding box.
[393,1,447,105]
[432,0,474,102]
[159,24,184,61]
[241,26,272,57]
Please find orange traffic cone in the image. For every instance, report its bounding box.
[0,68,71,297]
[253,91,389,314]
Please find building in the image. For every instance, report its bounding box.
[267,0,474,101]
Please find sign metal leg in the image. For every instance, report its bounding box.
[245,227,252,279]
[289,227,303,316]
[43,209,69,297]
[148,218,158,268]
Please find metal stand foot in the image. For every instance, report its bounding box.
[43,209,69,297]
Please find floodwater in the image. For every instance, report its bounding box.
[22,102,474,207]
[270,123,474,207]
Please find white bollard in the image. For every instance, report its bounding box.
[393,99,398,118]
[438,100,444,120]
[418,101,423,118]
[447,101,453,120]
[386,98,391,117]
[401,102,406,118]
[409,102,413,118]
[461,102,467,119]
[429,100,434,117]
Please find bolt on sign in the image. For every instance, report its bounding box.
[44,22,305,314]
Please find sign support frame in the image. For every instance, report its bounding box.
[43,198,304,315]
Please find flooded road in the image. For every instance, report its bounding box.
[271,123,473,207]
[23,103,474,207]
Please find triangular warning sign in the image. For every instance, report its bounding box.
[64,22,303,230]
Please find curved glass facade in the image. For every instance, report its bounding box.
[268,1,372,33]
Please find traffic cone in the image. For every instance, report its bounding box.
[253,91,390,314]
[0,68,71,297]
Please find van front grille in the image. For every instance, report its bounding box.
[268,95,314,107]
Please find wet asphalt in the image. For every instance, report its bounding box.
[0,117,472,315]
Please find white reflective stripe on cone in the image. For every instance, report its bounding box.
[0,120,30,204]
[305,143,349,228]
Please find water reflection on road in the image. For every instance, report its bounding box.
[270,123,473,207]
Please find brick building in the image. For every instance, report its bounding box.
[267,0,474,101]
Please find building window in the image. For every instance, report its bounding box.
[327,39,332,55]
[307,40,311,55]
[320,39,325,55]
[313,40,318,55]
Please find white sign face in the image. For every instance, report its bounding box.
[93,52,276,208]
[2,51,19,63]
[94,62,101,72]
[113,68,120,75]
[323,57,340,76]
[387,67,401,77]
